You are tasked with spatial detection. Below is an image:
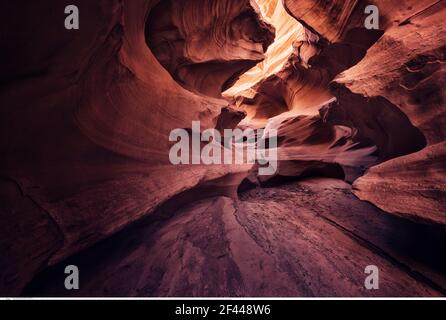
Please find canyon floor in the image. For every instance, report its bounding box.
[24,177,446,297]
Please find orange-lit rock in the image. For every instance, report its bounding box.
[147,0,275,98]
[0,0,261,294]
[281,0,446,224]
[1,0,446,297]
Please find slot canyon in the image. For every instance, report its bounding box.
[0,0,446,297]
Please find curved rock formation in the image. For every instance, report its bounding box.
[354,142,446,225]
[340,7,446,222]
[0,0,259,295]
[279,0,446,224]
[0,0,445,297]
[146,0,275,97]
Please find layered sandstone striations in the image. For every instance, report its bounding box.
[225,0,426,184]
[24,179,446,297]
[0,0,445,297]
[146,0,275,98]
[0,0,270,295]
[281,0,446,223]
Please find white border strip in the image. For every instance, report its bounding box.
[1,297,446,300]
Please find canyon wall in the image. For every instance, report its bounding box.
[0,0,271,295]
[282,0,446,224]
[0,0,445,296]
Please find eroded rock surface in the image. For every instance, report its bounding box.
[0,0,260,294]
[280,0,446,224]
[0,0,445,297]
[147,0,275,97]
[24,179,445,297]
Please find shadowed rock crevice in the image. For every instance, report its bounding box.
[0,177,64,296]
[146,0,275,98]
[326,83,427,162]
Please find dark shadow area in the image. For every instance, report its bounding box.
[22,171,246,297]
[327,84,427,161]
[259,161,345,188]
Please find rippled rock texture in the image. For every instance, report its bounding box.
[281,0,446,224]
[147,0,275,97]
[1,0,445,297]
[23,179,446,297]
[0,0,256,295]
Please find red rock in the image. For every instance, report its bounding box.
[1,0,445,297]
